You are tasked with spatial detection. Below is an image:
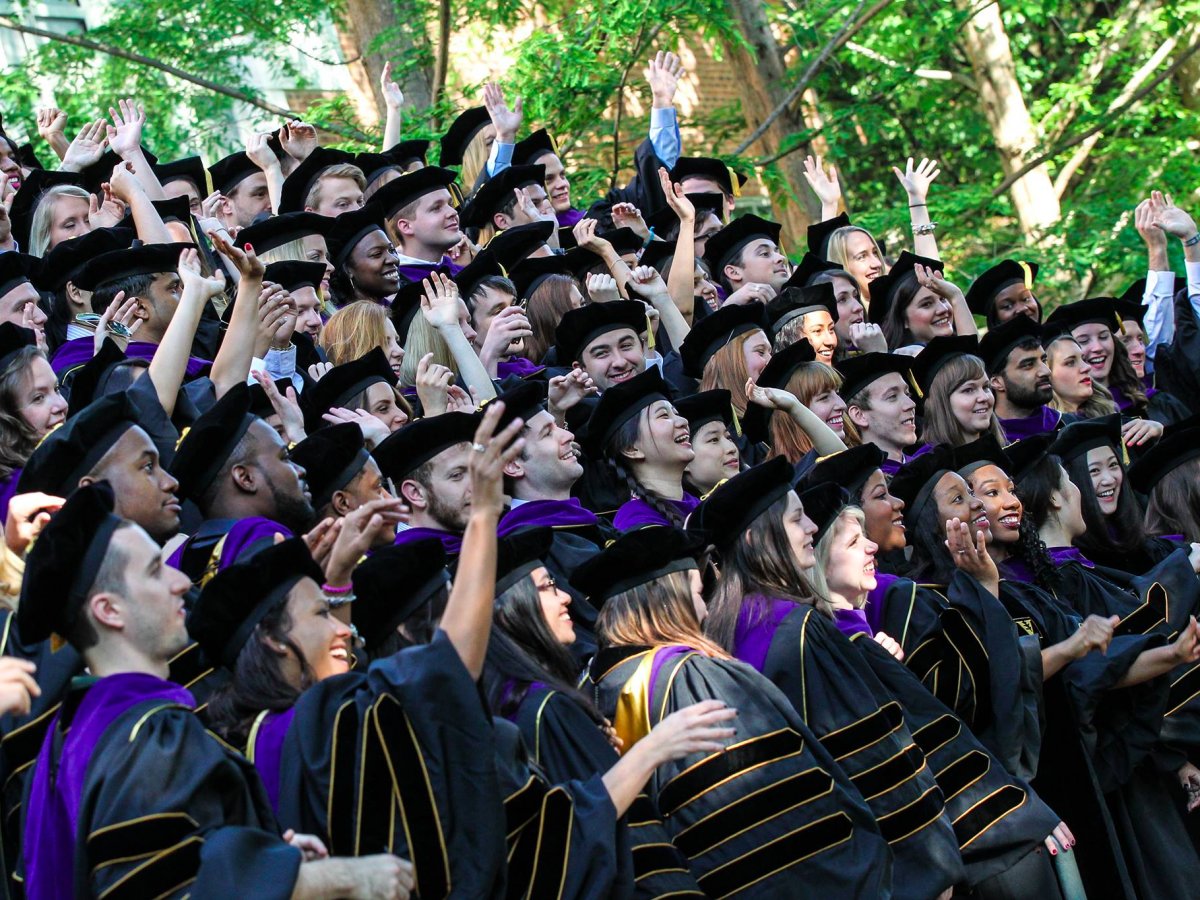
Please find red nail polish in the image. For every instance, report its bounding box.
[1050,847,1057,855]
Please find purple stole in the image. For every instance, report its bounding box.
[498,498,597,536]
[500,680,549,724]
[998,558,1035,584]
[396,257,463,284]
[1047,545,1095,568]
[864,572,897,635]
[1109,384,1133,413]
[165,516,293,574]
[497,356,545,379]
[612,493,699,532]
[556,209,585,228]
[125,341,211,379]
[998,406,1062,442]
[393,525,463,554]
[49,336,96,376]
[732,596,798,672]
[879,444,932,477]
[24,673,196,900]
[0,468,19,522]
[832,608,874,639]
[251,708,297,814]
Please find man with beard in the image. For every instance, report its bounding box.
[167,383,314,585]
[982,315,1078,440]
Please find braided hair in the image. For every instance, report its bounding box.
[603,411,688,527]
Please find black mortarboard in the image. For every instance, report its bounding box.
[798,481,852,543]
[0,323,36,373]
[579,366,670,457]
[598,228,644,257]
[741,339,816,443]
[512,129,557,166]
[1117,278,1147,308]
[800,443,888,498]
[1005,433,1057,483]
[289,422,371,510]
[570,526,706,603]
[9,169,83,250]
[454,250,508,302]
[1112,295,1146,328]
[247,378,292,420]
[910,334,980,397]
[835,352,913,402]
[359,140,430,184]
[208,151,261,194]
[384,139,430,168]
[806,212,850,259]
[1127,415,1200,494]
[170,382,258,502]
[18,481,124,644]
[374,167,460,221]
[189,537,324,669]
[64,339,138,415]
[646,192,725,237]
[152,156,211,195]
[888,446,955,524]
[563,247,611,283]
[670,157,744,197]
[18,393,140,496]
[372,412,479,482]
[1049,413,1125,466]
[508,252,577,300]
[702,215,782,273]
[439,107,491,168]
[16,143,43,171]
[486,220,554,270]
[492,380,547,433]
[964,259,1038,317]
[678,301,768,378]
[951,433,1012,479]
[495,528,554,595]
[80,148,159,197]
[351,539,449,651]
[239,212,333,255]
[766,283,838,338]
[73,242,193,293]
[324,202,387,268]
[460,165,546,229]
[978,314,1042,375]
[263,260,326,293]
[1042,297,1120,341]
[866,251,943,326]
[0,253,38,299]
[302,347,397,431]
[278,147,358,214]
[785,251,841,288]
[390,277,441,347]
[554,300,646,365]
[675,389,735,435]
[689,456,794,549]
[638,240,674,274]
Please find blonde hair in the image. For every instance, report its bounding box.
[320,300,390,366]
[307,164,367,209]
[919,354,1006,447]
[824,226,884,272]
[596,569,729,658]
[30,185,91,256]
[700,329,763,416]
[460,130,492,195]
[812,507,867,612]
[1046,336,1118,418]
[398,313,457,387]
[768,363,842,464]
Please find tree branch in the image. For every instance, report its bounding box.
[431,0,451,107]
[0,16,373,143]
[992,40,1200,197]
[731,0,893,156]
[844,41,976,88]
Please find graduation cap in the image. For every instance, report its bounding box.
[579,366,671,457]
[785,251,841,288]
[247,377,293,420]
[64,339,139,415]
[598,228,644,258]
[278,147,359,214]
[766,283,838,339]
[371,411,479,482]
[508,252,576,300]
[554,299,647,365]
[674,389,735,435]
[807,212,850,259]
[373,166,460,221]
[17,392,140,496]
[302,347,397,431]
[170,382,258,502]
[80,148,159,197]
[16,143,43,171]
[356,140,431,189]
[1042,297,1121,341]
[910,334,980,397]
[73,242,193,293]
[964,259,1039,317]
[866,251,944,326]
[570,526,706,604]
[1004,432,1057,483]
[263,260,326,293]
[390,278,436,347]
[439,107,491,168]
[0,253,38,300]
[288,422,372,510]
[678,301,768,378]
[689,456,794,550]
[208,151,261,194]
[459,165,545,229]
[799,443,888,498]
[1112,295,1145,329]
[978,313,1042,375]
[638,240,674,274]
[0,322,37,371]
[887,445,955,525]
[1127,415,1200,494]
[741,339,816,443]
[835,352,913,403]
[351,539,450,652]
[951,433,1012,479]
[152,156,211,195]
[495,527,554,595]
[492,379,547,433]
[189,537,324,669]
[324,202,387,268]
[239,211,333,256]
[9,169,84,250]
[702,215,782,273]
[1118,278,1147,308]
[486,220,555,270]
[1049,413,1125,465]
[797,481,852,544]
[18,481,125,645]
[670,157,744,198]
[454,250,508,302]
[512,129,557,166]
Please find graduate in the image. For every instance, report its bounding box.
[977,315,1074,441]
[0,323,65,521]
[835,352,923,475]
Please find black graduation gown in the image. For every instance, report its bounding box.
[585,139,670,229]
[510,684,704,897]
[276,630,507,899]
[584,645,894,898]
[741,603,963,899]
[1149,285,1200,416]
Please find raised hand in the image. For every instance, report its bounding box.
[645,50,683,108]
[892,156,940,204]
[324,496,411,585]
[419,272,462,330]
[255,282,297,356]
[302,518,342,570]
[380,61,404,111]
[105,160,145,205]
[944,516,998,592]
[482,82,523,143]
[177,247,227,298]
[281,120,318,162]
[245,132,281,173]
[211,232,266,280]
[803,155,842,208]
[250,370,307,445]
[1134,198,1168,252]
[94,290,141,353]
[848,321,888,353]
[87,185,125,229]
[723,282,776,306]
[913,264,963,302]
[478,304,532,371]
[644,700,737,762]
[657,167,695,222]
[1151,190,1199,241]
[60,119,108,173]
[36,107,67,143]
[322,406,393,448]
[414,351,457,416]
[445,384,477,414]
[468,401,526,520]
[745,378,799,413]
[573,217,615,258]
[629,264,668,297]
[5,492,63,556]
[105,98,146,159]
[0,658,39,718]
[547,368,597,415]
[586,272,620,303]
[611,202,650,239]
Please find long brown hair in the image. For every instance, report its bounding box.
[320,300,389,366]
[596,569,729,658]
[700,329,761,416]
[768,363,843,463]
[1144,458,1200,542]
[525,274,578,365]
[919,354,1006,448]
[0,348,46,479]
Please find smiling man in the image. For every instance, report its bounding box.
[554,300,650,392]
[837,352,921,475]
[374,166,464,281]
[703,214,791,297]
[980,314,1075,440]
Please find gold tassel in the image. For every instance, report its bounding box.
[730,402,742,437]
[1115,311,1126,335]
[174,425,191,452]
[907,371,924,400]
[1018,260,1033,290]
[645,312,656,352]
[728,164,741,198]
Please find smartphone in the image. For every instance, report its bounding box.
[75,313,132,339]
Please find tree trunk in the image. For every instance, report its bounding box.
[721,0,816,241]
[1175,22,1200,109]
[957,0,1060,238]
[333,0,434,130]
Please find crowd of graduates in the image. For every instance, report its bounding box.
[0,50,1199,898]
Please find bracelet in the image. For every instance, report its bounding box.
[908,202,927,209]
[912,222,938,236]
[1186,233,1200,248]
[328,593,356,609]
[643,227,657,248]
[323,582,353,595]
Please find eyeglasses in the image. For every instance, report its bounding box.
[535,576,558,593]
